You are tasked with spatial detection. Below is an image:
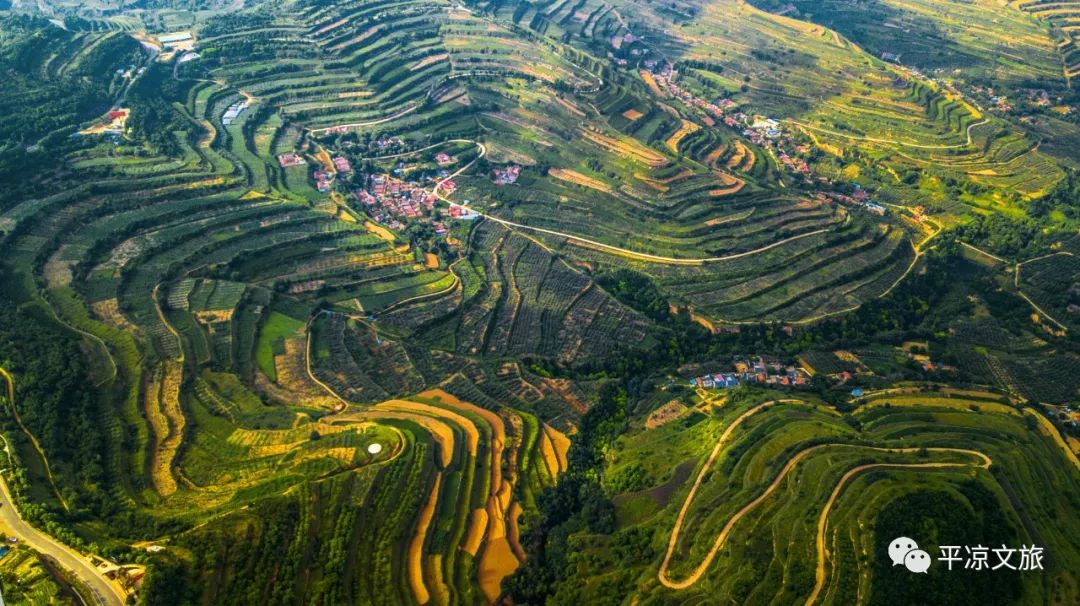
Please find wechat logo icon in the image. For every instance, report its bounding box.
[889,536,931,573]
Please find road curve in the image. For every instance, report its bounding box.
[0,368,68,511]
[805,450,991,606]
[658,399,796,589]
[0,475,125,606]
[428,140,834,266]
[0,370,125,606]
[657,398,992,592]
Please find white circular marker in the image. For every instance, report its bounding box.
[367,443,383,455]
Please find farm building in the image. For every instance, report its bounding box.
[78,108,130,136]
[864,202,887,215]
[157,31,195,51]
[448,204,479,220]
[278,153,306,168]
[333,156,352,173]
[222,101,248,126]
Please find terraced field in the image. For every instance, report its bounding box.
[0,4,624,599]
[1013,0,1080,82]
[588,389,1080,604]
[1,0,1079,604]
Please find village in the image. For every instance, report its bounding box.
[686,343,962,394]
[642,61,817,181]
[280,143,512,235]
[685,356,811,390]
[816,187,888,216]
[354,173,444,233]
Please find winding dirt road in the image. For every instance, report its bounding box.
[0,367,68,511]
[805,449,992,605]
[788,118,990,150]
[428,140,835,265]
[307,104,418,136]
[657,399,993,599]
[658,399,798,589]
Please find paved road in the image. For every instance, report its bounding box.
[0,371,124,606]
[0,475,123,606]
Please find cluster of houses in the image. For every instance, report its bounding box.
[688,357,811,390]
[313,169,333,193]
[643,62,738,126]
[989,96,1012,112]
[222,101,248,126]
[277,153,307,168]
[745,118,813,176]
[776,148,812,175]
[277,152,352,193]
[493,164,522,185]
[333,156,352,174]
[817,189,887,216]
[642,63,815,180]
[749,116,782,139]
[435,152,456,166]
[355,174,439,228]
[972,87,1015,113]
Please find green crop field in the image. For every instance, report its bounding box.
[0,0,1077,603]
[583,389,1080,605]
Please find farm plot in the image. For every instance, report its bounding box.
[320,388,560,603]
[580,389,1080,604]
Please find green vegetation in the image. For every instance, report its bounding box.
[550,389,1079,604]
[0,0,1077,603]
[0,543,80,604]
[253,311,305,381]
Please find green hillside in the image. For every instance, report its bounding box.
[0,0,1077,604]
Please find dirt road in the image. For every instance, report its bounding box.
[658,399,992,595]
[0,369,125,606]
[0,367,68,510]
[805,449,991,605]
